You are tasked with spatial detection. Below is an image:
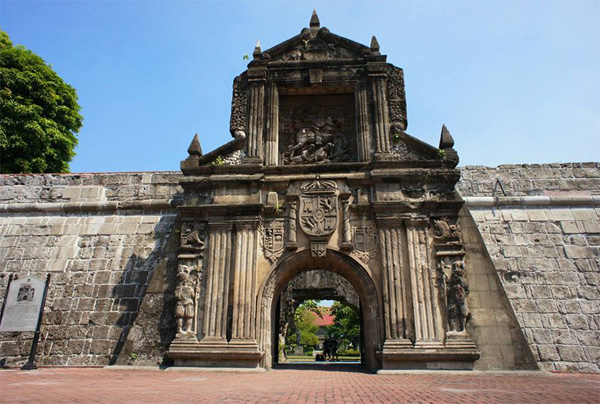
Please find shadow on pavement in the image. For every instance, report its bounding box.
[273,362,369,373]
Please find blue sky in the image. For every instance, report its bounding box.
[1,0,599,172]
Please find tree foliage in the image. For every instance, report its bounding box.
[0,29,82,173]
[326,301,360,349]
[286,301,321,351]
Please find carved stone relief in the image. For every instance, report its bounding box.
[263,219,285,263]
[431,217,462,243]
[387,66,407,130]
[229,74,248,135]
[175,263,200,335]
[298,179,339,257]
[277,37,362,62]
[299,179,338,237]
[280,94,356,165]
[351,218,377,264]
[175,221,207,338]
[446,260,471,334]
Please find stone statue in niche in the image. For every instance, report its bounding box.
[175,264,200,335]
[446,260,471,333]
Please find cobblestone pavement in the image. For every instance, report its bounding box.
[0,365,598,404]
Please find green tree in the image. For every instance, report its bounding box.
[326,301,360,350]
[286,301,321,351]
[0,29,82,173]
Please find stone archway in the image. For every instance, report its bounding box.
[257,249,382,371]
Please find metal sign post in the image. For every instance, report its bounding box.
[21,274,51,370]
[0,274,15,329]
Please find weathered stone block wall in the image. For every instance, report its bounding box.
[0,164,598,372]
[0,173,182,366]
[458,163,600,373]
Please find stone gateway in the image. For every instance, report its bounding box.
[1,12,598,374]
[171,11,481,371]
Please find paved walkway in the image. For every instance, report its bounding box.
[0,365,598,403]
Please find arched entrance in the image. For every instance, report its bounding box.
[258,249,382,371]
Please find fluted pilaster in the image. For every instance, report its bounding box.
[355,82,371,161]
[265,83,279,165]
[231,219,261,340]
[378,220,412,344]
[202,221,233,340]
[406,219,444,347]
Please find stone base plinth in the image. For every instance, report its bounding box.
[168,338,264,369]
[379,338,480,370]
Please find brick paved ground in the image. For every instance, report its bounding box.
[0,364,598,404]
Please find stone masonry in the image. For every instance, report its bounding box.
[1,163,597,371]
[458,163,600,373]
[0,173,182,366]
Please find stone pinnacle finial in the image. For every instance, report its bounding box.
[310,9,320,30]
[370,36,380,54]
[187,133,203,157]
[253,39,262,58]
[439,125,455,149]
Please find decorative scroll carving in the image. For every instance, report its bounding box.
[229,74,248,135]
[446,261,471,333]
[264,219,285,263]
[299,179,338,237]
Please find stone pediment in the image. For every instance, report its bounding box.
[256,10,375,63]
[263,27,372,63]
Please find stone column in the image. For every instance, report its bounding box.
[202,221,233,341]
[264,82,279,166]
[246,67,267,163]
[405,219,444,347]
[231,218,261,341]
[355,81,371,162]
[378,219,412,348]
[368,64,391,156]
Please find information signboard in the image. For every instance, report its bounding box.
[0,276,46,332]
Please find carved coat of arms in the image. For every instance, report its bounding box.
[299,179,338,237]
[264,219,285,263]
[352,219,377,264]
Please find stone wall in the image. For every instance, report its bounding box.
[0,173,182,366]
[0,164,598,371]
[458,163,600,373]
